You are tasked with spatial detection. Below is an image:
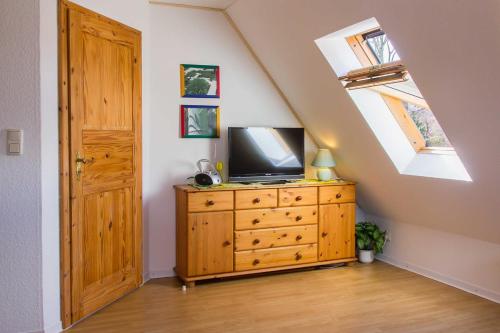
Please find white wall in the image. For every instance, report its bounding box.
[147,4,316,277]
[0,1,43,332]
[374,216,500,303]
[40,0,61,332]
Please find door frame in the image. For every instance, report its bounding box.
[58,0,143,327]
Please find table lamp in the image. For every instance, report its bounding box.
[312,149,336,181]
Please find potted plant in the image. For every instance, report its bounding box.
[355,222,386,263]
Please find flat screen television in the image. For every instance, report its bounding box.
[228,127,305,182]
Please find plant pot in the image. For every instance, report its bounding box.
[358,249,375,263]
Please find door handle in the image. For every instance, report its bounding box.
[75,152,94,180]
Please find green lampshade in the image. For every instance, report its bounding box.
[312,149,336,167]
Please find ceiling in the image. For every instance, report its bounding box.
[227,0,500,244]
[151,0,236,9]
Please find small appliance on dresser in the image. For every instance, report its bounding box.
[193,159,222,186]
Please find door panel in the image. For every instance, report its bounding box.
[82,188,134,289]
[318,203,355,261]
[82,142,134,185]
[82,33,133,130]
[64,1,142,323]
[187,211,234,276]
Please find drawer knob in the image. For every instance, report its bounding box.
[252,218,260,225]
[295,253,303,261]
[252,259,260,266]
[296,235,302,241]
[322,232,328,238]
[253,197,261,204]
[206,200,215,206]
[223,240,231,247]
[295,215,303,222]
[252,239,260,245]
[336,193,342,199]
[295,195,302,201]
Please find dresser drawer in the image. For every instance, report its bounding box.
[235,244,317,271]
[235,206,318,230]
[235,189,277,209]
[319,185,355,204]
[234,225,318,251]
[279,187,317,207]
[188,191,234,212]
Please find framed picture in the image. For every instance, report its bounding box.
[180,64,220,98]
[180,105,220,138]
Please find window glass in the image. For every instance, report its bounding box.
[402,102,452,147]
[365,31,401,64]
[386,76,423,99]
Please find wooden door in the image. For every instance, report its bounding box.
[187,212,234,276]
[318,203,355,261]
[60,1,142,324]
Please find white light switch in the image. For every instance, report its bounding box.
[7,129,23,155]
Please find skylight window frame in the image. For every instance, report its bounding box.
[345,29,454,154]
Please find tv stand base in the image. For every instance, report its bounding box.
[238,180,291,185]
[259,180,290,185]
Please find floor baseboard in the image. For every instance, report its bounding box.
[143,271,151,284]
[44,322,62,333]
[377,254,500,304]
[23,321,62,333]
[149,270,175,279]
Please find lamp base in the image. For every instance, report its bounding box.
[317,168,332,181]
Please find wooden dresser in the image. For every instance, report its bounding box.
[174,181,356,286]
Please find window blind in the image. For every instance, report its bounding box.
[338,61,408,90]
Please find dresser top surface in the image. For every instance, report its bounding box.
[174,179,356,192]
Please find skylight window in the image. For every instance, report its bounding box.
[315,18,471,181]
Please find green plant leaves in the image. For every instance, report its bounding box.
[374,235,386,253]
[356,238,366,250]
[355,222,386,254]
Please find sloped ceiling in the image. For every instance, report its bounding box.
[226,0,500,244]
[151,0,235,9]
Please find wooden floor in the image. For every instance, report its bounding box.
[68,261,500,333]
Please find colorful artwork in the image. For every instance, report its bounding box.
[180,64,220,98]
[180,105,220,138]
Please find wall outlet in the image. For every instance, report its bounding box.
[385,230,392,242]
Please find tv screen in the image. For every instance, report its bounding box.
[228,127,305,182]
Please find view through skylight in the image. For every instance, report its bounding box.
[402,102,452,148]
[364,30,400,64]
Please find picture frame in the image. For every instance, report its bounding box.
[180,64,220,98]
[180,105,220,138]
